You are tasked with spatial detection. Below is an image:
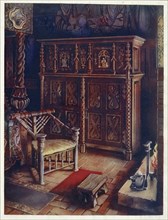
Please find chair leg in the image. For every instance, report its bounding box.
[72,127,80,172]
[37,134,46,185]
[38,152,45,185]
[74,145,78,172]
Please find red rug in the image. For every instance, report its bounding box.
[50,168,102,194]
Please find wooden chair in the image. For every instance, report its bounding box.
[9,109,80,185]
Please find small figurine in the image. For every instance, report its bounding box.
[130,141,156,191]
[130,171,146,191]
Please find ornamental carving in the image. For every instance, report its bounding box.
[106,115,121,142]
[93,47,112,72]
[44,45,55,72]
[50,81,63,105]
[50,113,62,134]
[5,4,33,34]
[66,111,78,127]
[79,46,88,73]
[66,81,78,106]
[115,43,127,74]
[44,80,49,97]
[57,45,75,72]
[98,50,110,68]
[9,7,26,30]
[107,84,120,110]
[88,113,102,140]
[9,123,23,160]
[88,83,101,109]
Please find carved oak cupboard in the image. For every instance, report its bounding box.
[38,36,145,160]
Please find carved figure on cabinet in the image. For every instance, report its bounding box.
[60,52,69,68]
[100,57,108,68]
[61,54,68,67]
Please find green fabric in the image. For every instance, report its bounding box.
[32,139,76,156]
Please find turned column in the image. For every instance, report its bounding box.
[10,32,30,112]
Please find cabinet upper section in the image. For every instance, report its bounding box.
[38,35,145,76]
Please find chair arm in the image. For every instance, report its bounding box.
[49,113,80,142]
[9,109,55,120]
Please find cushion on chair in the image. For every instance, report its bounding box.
[32,139,76,156]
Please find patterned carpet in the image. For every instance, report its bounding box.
[5,182,55,210]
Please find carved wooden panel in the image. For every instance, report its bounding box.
[66,81,78,106]
[106,114,121,143]
[88,113,102,140]
[49,80,64,106]
[44,45,55,72]
[49,111,64,135]
[65,111,79,128]
[133,47,140,72]
[43,79,50,107]
[106,84,121,110]
[88,83,102,109]
[93,44,112,73]
[57,44,75,73]
[78,45,88,73]
[115,43,128,74]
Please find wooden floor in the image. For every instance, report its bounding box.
[4,148,147,216]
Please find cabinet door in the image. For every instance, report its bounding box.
[86,78,125,150]
[43,77,80,137]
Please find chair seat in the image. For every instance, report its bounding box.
[32,139,76,156]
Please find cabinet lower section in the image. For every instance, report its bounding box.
[41,74,143,160]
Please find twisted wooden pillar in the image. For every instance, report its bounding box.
[74,43,79,73]
[40,43,45,109]
[11,32,29,112]
[80,77,86,153]
[125,42,132,160]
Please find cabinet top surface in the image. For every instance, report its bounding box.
[37,35,145,44]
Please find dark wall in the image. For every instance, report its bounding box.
[33,4,159,39]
